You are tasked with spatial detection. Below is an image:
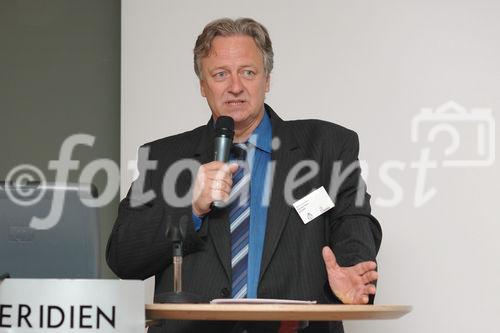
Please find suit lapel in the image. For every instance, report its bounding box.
[192,118,214,165]
[259,105,303,282]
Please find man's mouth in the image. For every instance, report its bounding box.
[225,100,246,106]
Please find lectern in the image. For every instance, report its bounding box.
[145,303,411,327]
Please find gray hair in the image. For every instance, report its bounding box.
[193,17,274,78]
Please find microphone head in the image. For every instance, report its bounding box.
[178,215,190,239]
[215,116,234,133]
[213,116,234,162]
[165,215,189,242]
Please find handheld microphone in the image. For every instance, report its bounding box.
[213,116,234,207]
[213,116,234,162]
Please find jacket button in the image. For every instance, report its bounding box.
[220,287,230,297]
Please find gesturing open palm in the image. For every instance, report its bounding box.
[322,246,378,304]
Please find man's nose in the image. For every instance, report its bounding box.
[228,74,244,95]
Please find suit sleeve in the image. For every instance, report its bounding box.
[105,144,201,280]
[325,130,382,303]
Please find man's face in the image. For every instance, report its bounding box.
[199,35,270,129]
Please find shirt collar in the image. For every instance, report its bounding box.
[247,108,272,153]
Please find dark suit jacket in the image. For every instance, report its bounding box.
[106,104,382,333]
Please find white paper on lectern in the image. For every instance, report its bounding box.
[210,298,317,304]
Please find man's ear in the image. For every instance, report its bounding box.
[265,75,271,93]
[200,80,206,97]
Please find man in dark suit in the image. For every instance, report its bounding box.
[106,18,382,333]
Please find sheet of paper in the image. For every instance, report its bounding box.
[210,298,317,304]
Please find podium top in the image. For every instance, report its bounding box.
[146,304,412,321]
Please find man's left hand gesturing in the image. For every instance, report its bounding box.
[322,246,378,304]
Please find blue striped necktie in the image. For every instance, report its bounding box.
[228,143,251,299]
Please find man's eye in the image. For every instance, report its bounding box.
[242,70,255,77]
[213,72,226,79]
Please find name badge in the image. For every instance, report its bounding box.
[293,186,334,224]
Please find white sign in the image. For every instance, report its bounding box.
[0,279,144,333]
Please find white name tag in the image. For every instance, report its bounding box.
[293,186,334,224]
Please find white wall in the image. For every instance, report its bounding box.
[122,1,500,332]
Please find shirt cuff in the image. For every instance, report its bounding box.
[192,212,204,231]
